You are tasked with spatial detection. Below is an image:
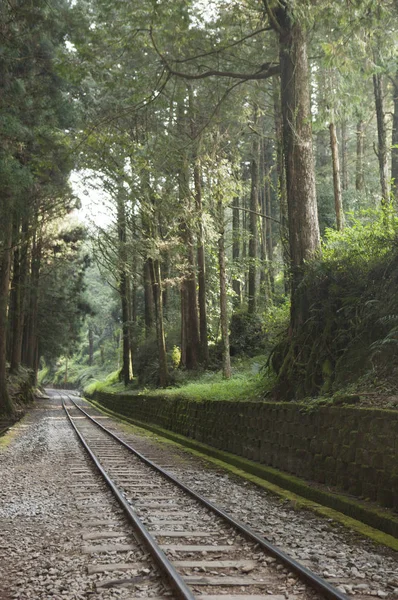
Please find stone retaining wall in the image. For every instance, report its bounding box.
[90,391,398,512]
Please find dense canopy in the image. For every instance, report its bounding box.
[1,0,398,413]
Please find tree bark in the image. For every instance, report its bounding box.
[0,211,14,415]
[373,71,389,204]
[131,278,137,324]
[266,178,275,294]
[391,76,398,200]
[143,260,155,337]
[7,216,20,368]
[277,5,320,323]
[180,230,200,370]
[329,120,344,231]
[264,139,275,295]
[151,258,169,387]
[355,119,365,191]
[180,284,187,368]
[248,109,259,314]
[88,322,94,366]
[273,77,290,296]
[178,94,200,370]
[217,198,231,379]
[341,120,348,191]
[232,196,242,305]
[188,87,208,365]
[259,137,268,297]
[24,233,41,377]
[117,192,133,386]
[9,217,29,373]
[194,157,209,365]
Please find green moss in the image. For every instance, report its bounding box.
[0,412,28,451]
[86,396,398,550]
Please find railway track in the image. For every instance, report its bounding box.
[62,392,348,600]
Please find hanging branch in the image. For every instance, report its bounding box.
[262,0,284,36]
[229,204,280,224]
[150,28,279,81]
[173,26,274,65]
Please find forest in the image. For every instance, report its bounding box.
[2,0,398,416]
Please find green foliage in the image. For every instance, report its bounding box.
[229,310,267,357]
[8,367,35,407]
[170,346,181,369]
[322,208,398,264]
[134,336,161,386]
[84,370,127,395]
[143,354,273,402]
[147,373,264,403]
[273,207,398,399]
[230,303,290,358]
[38,223,91,364]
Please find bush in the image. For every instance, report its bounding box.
[229,310,266,357]
[134,336,160,386]
[273,208,398,399]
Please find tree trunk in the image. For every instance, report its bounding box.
[24,233,41,376]
[273,77,290,296]
[264,139,275,295]
[217,199,231,379]
[9,217,29,373]
[131,278,137,324]
[88,323,94,366]
[355,119,365,191]
[177,89,201,369]
[120,273,132,385]
[64,354,68,386]
[277,6,320,323]
[373,71,389,204]
[143,260,155,337]
[7,216,20,367]
[329,120,344,231]
[391,76,398,200]
[180,285,187,368]
[232,197,241,305]
[341,120,348,191]
[183,237,200,370]
[265,179,275,294]
[0,211,14,415]
[259,137,268,298]
[161,254,169,313]
[194,157,209,365]
[151,258,169,387]
[188,88,208,365]
[248,110,259,314]
[117,193,133,386]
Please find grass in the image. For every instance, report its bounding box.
[145,371,265,402]
[84,369,139,396]
[84,355,273,403]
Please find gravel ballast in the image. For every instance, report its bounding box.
[0,393,169,599]
[79,395,398,599]
[1,390,397,600]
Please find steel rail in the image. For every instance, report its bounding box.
[68,394,349,600]
[62,399,196,600]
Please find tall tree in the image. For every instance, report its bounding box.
[267,0,320,324]
[248,107,260,314]
[329,119,344,231]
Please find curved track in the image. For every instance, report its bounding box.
[63,392,349,600]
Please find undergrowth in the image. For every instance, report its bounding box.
[273,207,398,400]
[85,355,275,402]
